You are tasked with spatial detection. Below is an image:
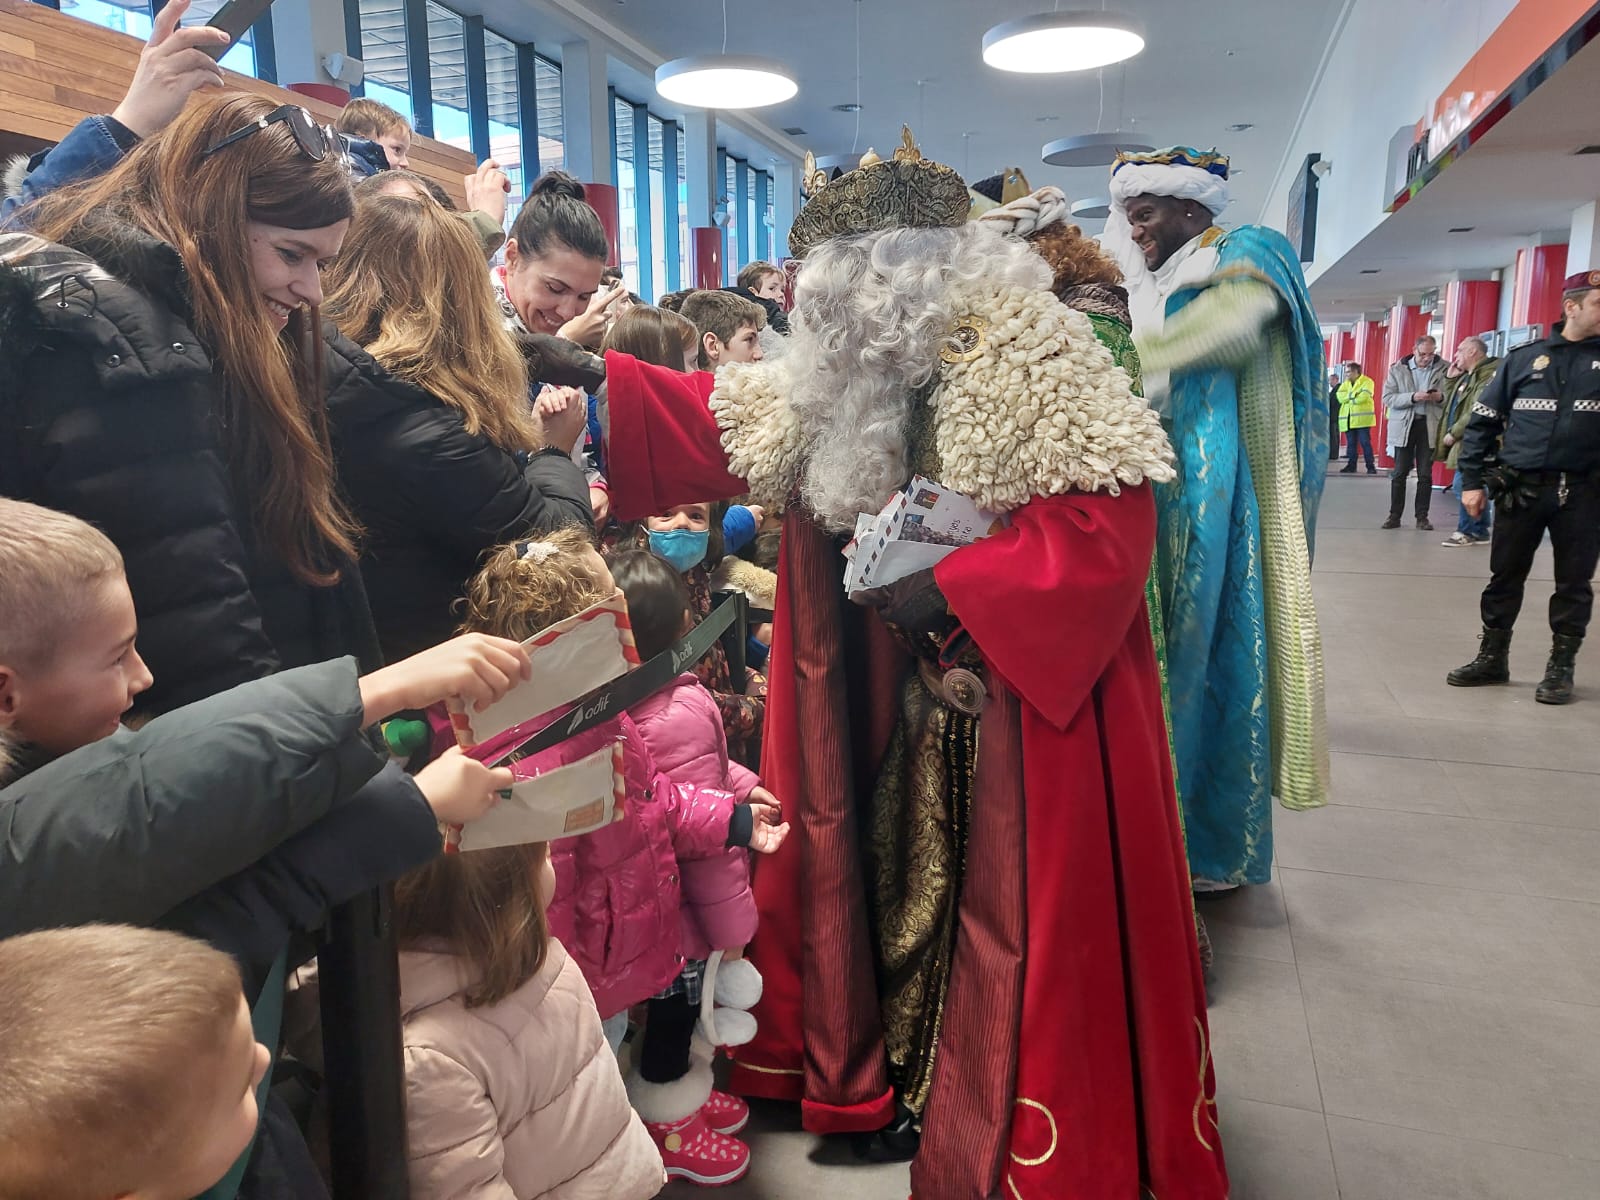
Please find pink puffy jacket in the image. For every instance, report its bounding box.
[541,712,737,1018]
[629,674,761,961]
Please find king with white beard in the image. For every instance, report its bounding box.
[594,131,1230,1200]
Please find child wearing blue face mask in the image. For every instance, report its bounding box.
[641,503,766,770]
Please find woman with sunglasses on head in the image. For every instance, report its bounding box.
[0,91,364,717]
[322,195,593,662]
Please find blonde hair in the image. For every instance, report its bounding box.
[335,97,411,141]
[679,290,766,367]
[601,304,698,370]
[0,499,124,670]
[457,527,610,642]
[324,196,537,452]
[393,843,551,1008]
[0,925,243,1200]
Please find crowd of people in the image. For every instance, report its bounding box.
[31,5,1600,1198]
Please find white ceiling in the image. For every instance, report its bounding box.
[1310,32,1600,323]
[560,0,1346,223]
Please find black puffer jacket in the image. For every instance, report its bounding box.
[0,224,379,716]
[323,330,593,662]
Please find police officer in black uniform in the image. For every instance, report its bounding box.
[1447,271,1600,703]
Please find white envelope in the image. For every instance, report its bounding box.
[457,740,624,851]
[453,591,635,746]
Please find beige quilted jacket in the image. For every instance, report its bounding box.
[398,939,664,1200]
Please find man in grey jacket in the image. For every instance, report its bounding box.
[1382,334,1448,529]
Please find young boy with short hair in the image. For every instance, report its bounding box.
[0,495,524,948]
[0,924,269,1200]
[335,97,414,170]
[679,290,767,369]
[736,260,785,305]
[0,499,527,1192]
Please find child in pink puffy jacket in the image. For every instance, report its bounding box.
[456,531,788,1188]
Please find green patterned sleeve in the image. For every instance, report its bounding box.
[1134,279,1281,377]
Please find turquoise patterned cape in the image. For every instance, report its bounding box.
[1155,226,1329,886]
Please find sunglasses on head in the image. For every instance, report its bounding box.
[203,104,338,162]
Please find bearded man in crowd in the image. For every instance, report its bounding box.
[1101,146,1331,894]
[552,131,1228,1200]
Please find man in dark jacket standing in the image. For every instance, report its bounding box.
[1448,272,1600,703]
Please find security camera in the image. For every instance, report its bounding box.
[323,53,365,87]
[1310,159,1333,180]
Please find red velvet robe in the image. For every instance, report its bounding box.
[604,350,1228,1200]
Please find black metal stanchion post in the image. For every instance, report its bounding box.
[318,887,410,1199]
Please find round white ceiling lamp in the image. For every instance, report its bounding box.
[1042,132,1154,167]
[982,11,1145,74]
[655,54,798,109]
[1071,197,1112,220]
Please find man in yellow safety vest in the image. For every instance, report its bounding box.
[1337,361,1377,474]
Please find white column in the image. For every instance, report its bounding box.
[1565,200,1600,274]
[270,0,351,90]
[559,38,613,185]
[683,109,717,227]
[772,159,798,260]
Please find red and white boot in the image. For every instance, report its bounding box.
[628,1057,750,1186]
[701,1088,750,1136]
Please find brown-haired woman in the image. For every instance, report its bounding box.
[322,194,592,662]
[390,842,664,1197]
[0,92,366,714]
[494,170,623,348]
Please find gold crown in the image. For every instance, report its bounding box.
[789,126,969,258]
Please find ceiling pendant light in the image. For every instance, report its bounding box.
[982,10,1144,74]
[1043,132,1153,167]
[1040,63,1149,169]
[655,0,797,109]
[1070,197,1112,220]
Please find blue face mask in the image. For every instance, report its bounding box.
[647,528,710,573]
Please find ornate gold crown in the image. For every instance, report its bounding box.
[789,126,970,259]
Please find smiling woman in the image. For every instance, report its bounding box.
[0,90,371,718]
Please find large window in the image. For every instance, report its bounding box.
[647,116,670,297]
[534,54,564,174]
[723,153,739,283]
[423,2,469,151]
[612,94,639,294]
[356,0,413,123]
[677,131,690,287]
[58,0,264,78]
[484,31,523,223]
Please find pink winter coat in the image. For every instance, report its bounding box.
[425,706,737,1020]
[544,712,738,1018]
[398,938,665,1200]
[629,674,760,960]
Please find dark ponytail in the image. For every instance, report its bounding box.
[509,170,609,263]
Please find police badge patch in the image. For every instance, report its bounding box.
[1534,354,1551,372]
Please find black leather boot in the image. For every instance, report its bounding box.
[1535,634,1583,705]
[1447,628,1512,687]
[849,1101,920,1163]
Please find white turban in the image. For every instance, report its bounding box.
[1101,152,1232,295]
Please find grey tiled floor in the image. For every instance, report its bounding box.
[669,469,1600,1199]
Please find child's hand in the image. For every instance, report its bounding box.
[417,746,513,826]
[534,385,588,454]
[359,633,532,722]
[747,793,789,855]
